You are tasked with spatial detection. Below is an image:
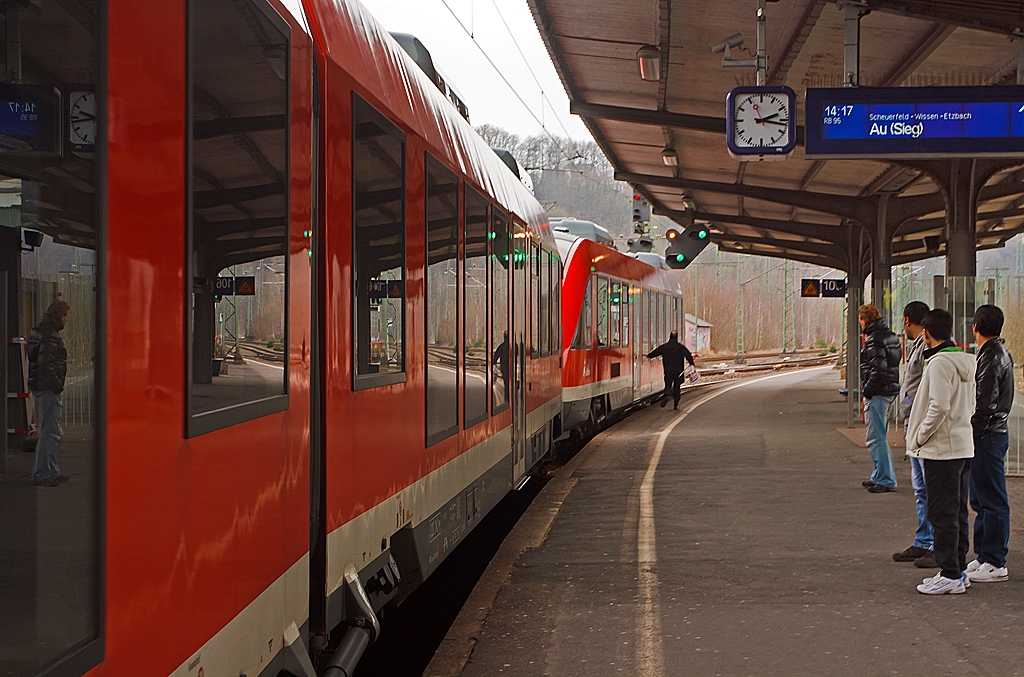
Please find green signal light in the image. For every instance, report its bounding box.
[698,230,708,239]
[675,254,685,262]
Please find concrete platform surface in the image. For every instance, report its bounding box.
[426,367,1024,677]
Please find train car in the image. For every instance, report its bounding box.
[559,237,687,435]
[0,1,559,676]
[304,0,562,664]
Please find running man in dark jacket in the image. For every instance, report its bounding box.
[966,304,1014,583]
[647,330,695,410]
[28,299,70,487]
[859,304,902,492]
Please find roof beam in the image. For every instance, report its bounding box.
[571,100,806,144]
[716,241,845,270]
[685,209,845,242]
[712,232,847,260]
[768,0,827,85]
[851,0,1024,37]
[617,170,873,222]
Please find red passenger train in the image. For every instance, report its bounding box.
[2,1,563,676]
[558,238,687,436]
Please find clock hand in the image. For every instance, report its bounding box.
[71,112,96,122]
[761,120,788,126]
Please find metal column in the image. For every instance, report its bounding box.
[946,159,977,348]
[842,4,867,87]
[873,193,892,326]
[847,226,864,428]
[2,272,6,472]
[736,256,745,364]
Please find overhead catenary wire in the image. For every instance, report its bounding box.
[484,0,579,143]
[435,0,584,166]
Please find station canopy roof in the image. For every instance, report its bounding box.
[527,0,1024,271]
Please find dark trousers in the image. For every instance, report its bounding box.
[662,373,684,404]
[923,458,970,579]
[970,432,1011,568]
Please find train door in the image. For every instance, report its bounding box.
[511,226,528,483]
[632,285,643,401]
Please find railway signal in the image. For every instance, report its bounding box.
[664,224,710,269]
[632,193,650,226]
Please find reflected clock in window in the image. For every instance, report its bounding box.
[68,89,97,151]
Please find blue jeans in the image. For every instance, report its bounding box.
[865,395,896,488]
[909,455,933,550]
[31,390,64,481]
[970,432,1010,568]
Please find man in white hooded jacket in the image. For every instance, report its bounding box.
[906,309,976,595]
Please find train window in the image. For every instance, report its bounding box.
[187,0,290,434]
[571,276,591,349]
[464,188,488,428]
[530,242,539,358]
[490,207,510,412]
[652,294,660,345]
[352,96,406,388]
[548,251,557,354]
[425,158,458,445]
[539,247,549,357]
[609,281,621,348]
[622,284,630,348]
[596,277,609,348]
[0,1,103,673]
[662,295,669,342]
[642,290,650,353]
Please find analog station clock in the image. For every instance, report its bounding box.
[726,86,797,160]
[67,89,96,151]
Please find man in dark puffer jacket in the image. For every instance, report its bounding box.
[859,304,902,492]
[28,299,70,487]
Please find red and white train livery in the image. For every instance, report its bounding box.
[559,238,687,435]
[2,1,562,676]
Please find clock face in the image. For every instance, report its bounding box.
[733,92,791,149]
[68,90,96,148]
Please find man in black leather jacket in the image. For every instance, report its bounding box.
[28,299,70,487]
[966,304,1014,583]
[647,330,696,410]
[859,304,902,492]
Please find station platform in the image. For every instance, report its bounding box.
[426,367,1024,677]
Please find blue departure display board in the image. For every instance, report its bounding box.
[805,86,1024,158]
[0,84,60,154]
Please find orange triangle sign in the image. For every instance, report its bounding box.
[236,279,254,294]
[803,280,819,296]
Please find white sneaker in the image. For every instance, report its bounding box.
[917,574,966,595]
[966,559,982,574]
[923,572,972,588]
[966,562,1008,583]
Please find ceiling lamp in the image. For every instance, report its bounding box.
[661,147,678,166]
[636,45,661,82]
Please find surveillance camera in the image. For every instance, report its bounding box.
[709,33,744,54]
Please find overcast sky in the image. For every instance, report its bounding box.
[358,0,593,142]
